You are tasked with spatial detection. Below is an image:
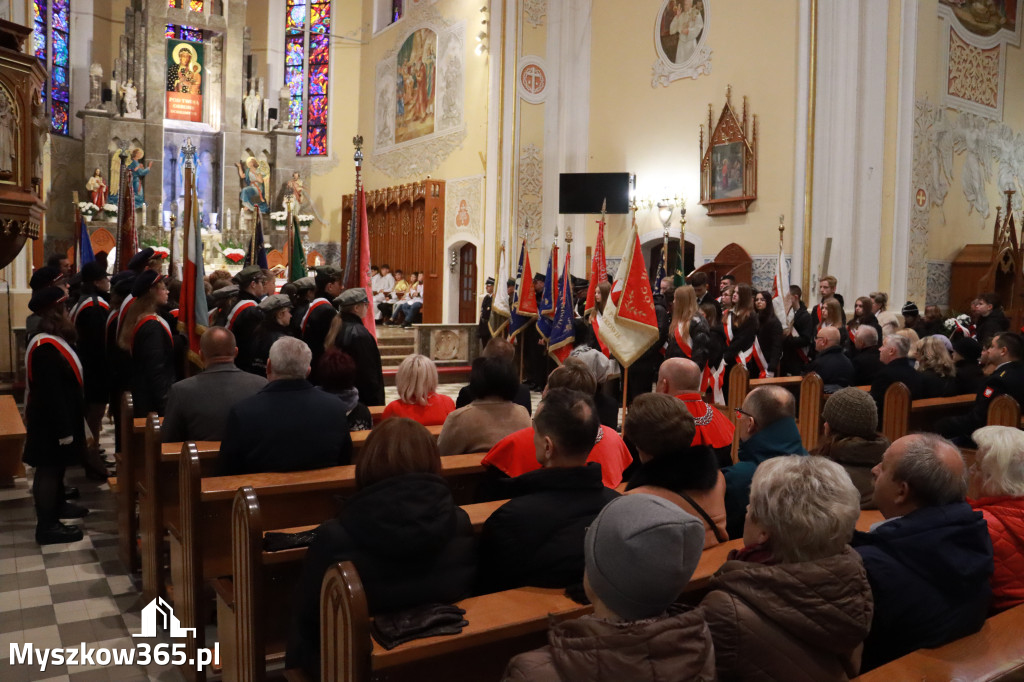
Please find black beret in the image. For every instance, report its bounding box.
[110,271,136,298]
[127,248,156,272]
[29,266,64,292]
[131,270,164,298]
[485,277,495,286]
[28,286,68,314]
[533,273,546,283]
[80,261,110,283]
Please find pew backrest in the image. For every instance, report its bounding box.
[881,382,910,443]
[987,394,1021,428]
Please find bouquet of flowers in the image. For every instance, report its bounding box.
[270,211,288,231]
[102,203,118,215]
[223,248,246,264]
[77,201,100,218]
[296,214,314,231]
[943,314,974,339]
[152,246,171,260]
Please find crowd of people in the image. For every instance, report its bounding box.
[19,248,1024,680]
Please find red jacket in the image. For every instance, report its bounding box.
[674,392,734,448]
[971,495,1024,612]
[482,425,633,489]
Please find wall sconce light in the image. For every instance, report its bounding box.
[475,4,489,55]
[449,248,458,274]
[657,200,674,229]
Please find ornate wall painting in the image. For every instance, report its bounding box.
[700,88,757,216]
[651,0,711,87]
[938,0,1022,119]
[395,28,437,144]
[372,3,466,178]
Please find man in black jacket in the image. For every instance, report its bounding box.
[810,274,846,327]
[804,326,854,391]
[972,292,1010,348]
[850,325,883,386]
[938,332,1024,444]
[690,271,722,319]
[870,334,923,418]
[218,336,352,475]
[478,388,619,593]
[332,287,385,406]
[228,265,265,370]
[779,285,815,376]
[302,266,344,380]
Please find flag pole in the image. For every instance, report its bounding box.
[71,191,81,272]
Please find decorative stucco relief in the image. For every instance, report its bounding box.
[524,0,547,28]
[445,174,484,244]
[517,144,542,248]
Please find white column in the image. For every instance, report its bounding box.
[790,0,812,290]
[889,0,918,306]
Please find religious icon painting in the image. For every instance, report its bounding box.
[699,88,757,216]
[651,0,711,87]
[166,39,204,122]
[395,27,437,144]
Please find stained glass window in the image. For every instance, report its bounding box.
[285,0,330,156]
[166,24,204,42]
[167,0,204,9]
[33,0,71,136]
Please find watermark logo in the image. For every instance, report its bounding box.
[10,597,218,672]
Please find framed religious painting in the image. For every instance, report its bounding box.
[699,87,757,216]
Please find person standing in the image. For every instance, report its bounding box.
[119,271,175,417]
[302,266,344,380]
[25,287,89,544]
[247,294,296,377]
[327,288,385,406]
[229,265,265,370]
[70,262,112,479]
[478,277,494,350]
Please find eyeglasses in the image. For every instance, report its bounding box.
[734,407,754,419]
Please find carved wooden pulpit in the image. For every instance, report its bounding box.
[0,19,46,269]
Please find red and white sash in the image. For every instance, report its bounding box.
[26,334,84,407]
[726,312,753,366]
[673,323,693,358]
[70,296,110,325]
[592,315,611,358]
[788,323,810,363]
[131,314,173,353]
[751,336,770,379]
[115,294,135,337]
[227,299,258,331]
[301,298,331,334]
[848,326,857,345]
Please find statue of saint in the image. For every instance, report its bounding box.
[126,148,153,207]
[86,168,108,208]
[86,63,104,109]
[243,83,260,130]
[121,79,141,118]
[0,91,15,179]
[236,157,270,214]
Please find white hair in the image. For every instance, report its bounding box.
[396,354,438,406]
[268,336,312,380]
[748,455,860,563]
[855,325,878,346]
[883,333,911,358]
[971,426,1024,497]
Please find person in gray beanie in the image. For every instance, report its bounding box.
[811,387,890,509]
[501,494,715,682]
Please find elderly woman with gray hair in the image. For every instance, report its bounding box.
[969,425,1024,612]
[700,455,873,681]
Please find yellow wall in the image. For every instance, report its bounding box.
[915,0,1024,262]
[91,0,128,75]
[587,0,801,261]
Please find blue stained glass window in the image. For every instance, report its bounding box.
[34,0,70,135]
[166,24,203,41]
[51,101,68,133]
[52,31,68,63]
[285,0,330,156]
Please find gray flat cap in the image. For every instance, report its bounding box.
[258,293,293,312]
[334,288,368,307]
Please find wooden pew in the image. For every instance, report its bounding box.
[310,508,886,682]
[881,385,979,442]
[726,366,824,462]
[852,602,1024,681]
[369,405,385,424]
[116,392,145,572]
[221,488,505,681]
[170,445,488,681]
[0,394,27,487]
[987,394,1021,428]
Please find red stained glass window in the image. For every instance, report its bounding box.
[285,0,330,156]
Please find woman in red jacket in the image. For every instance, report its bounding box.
[969,425,1024,612]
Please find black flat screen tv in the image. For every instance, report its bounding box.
[558,172,632,215]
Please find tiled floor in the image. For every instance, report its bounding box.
[1,380,531,682]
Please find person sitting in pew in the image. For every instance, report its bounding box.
[478,388,619,593]
[850,325,883,387]
[162,327,267,442]
[914,335,958,399]
[655,358,734,467]
[804,326,854,393]
[286,418,477,679]
[502,495,714,681]
[952,337,985,395]
[480,362,632,491]
[316,348,372,432]
[382,354,455,426]
[724,386,807,539]
[439,355,532,456]
[701,456,873,681]
[455,337,532,415]
[938,332,1024,445]
[852,433,993,671]
[811,387,889,509]
[622,394,727,547]
[218,336,353,475]
[968,426,1024,613]
[869,333,924,419]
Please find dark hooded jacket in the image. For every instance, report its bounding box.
[700,547,874,681]
[287,472,477,678]
[812,434,890,509]
[502,605,716,682]
[852,502,994,671]
[723,417,808,538]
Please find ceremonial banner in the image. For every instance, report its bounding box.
[509,239,538,339]
[598,226,659,367]
[77,215,95,268]
[245,211,269,269]
[536,244,558,340]
[115,162,137,272]
[548,249,575,364]
[179,180,208,365]
[166,40,204,123]
[357,188,377,339]
[653,254,667,294]
[585,218,607,317]
[771,240,790,327]
[290,217,307,281]
[489,244,510,337]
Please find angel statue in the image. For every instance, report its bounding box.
[86,168,108,208]
[236,156,270,214]
[127,148,153,208]
[285,171,324,223]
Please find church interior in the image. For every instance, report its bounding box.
[1,0,1024,680]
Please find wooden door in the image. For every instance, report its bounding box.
[458,243,477,323]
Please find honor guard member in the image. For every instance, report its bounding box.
[229,265,266,370]
[120,270,175,417]
[302,265,344,379]
[478,277,494,349]
[290,276,316,337]
[24,286,90,544]
[248,294,296,377]
[106,272,135,453]
[27,266,68,340]
[70,262,112,474]
[328,287,385,406]
[523,272,549,391]
[208,284,239,327]
[113,247,157,343]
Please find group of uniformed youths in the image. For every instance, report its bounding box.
[23,250,384,545]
